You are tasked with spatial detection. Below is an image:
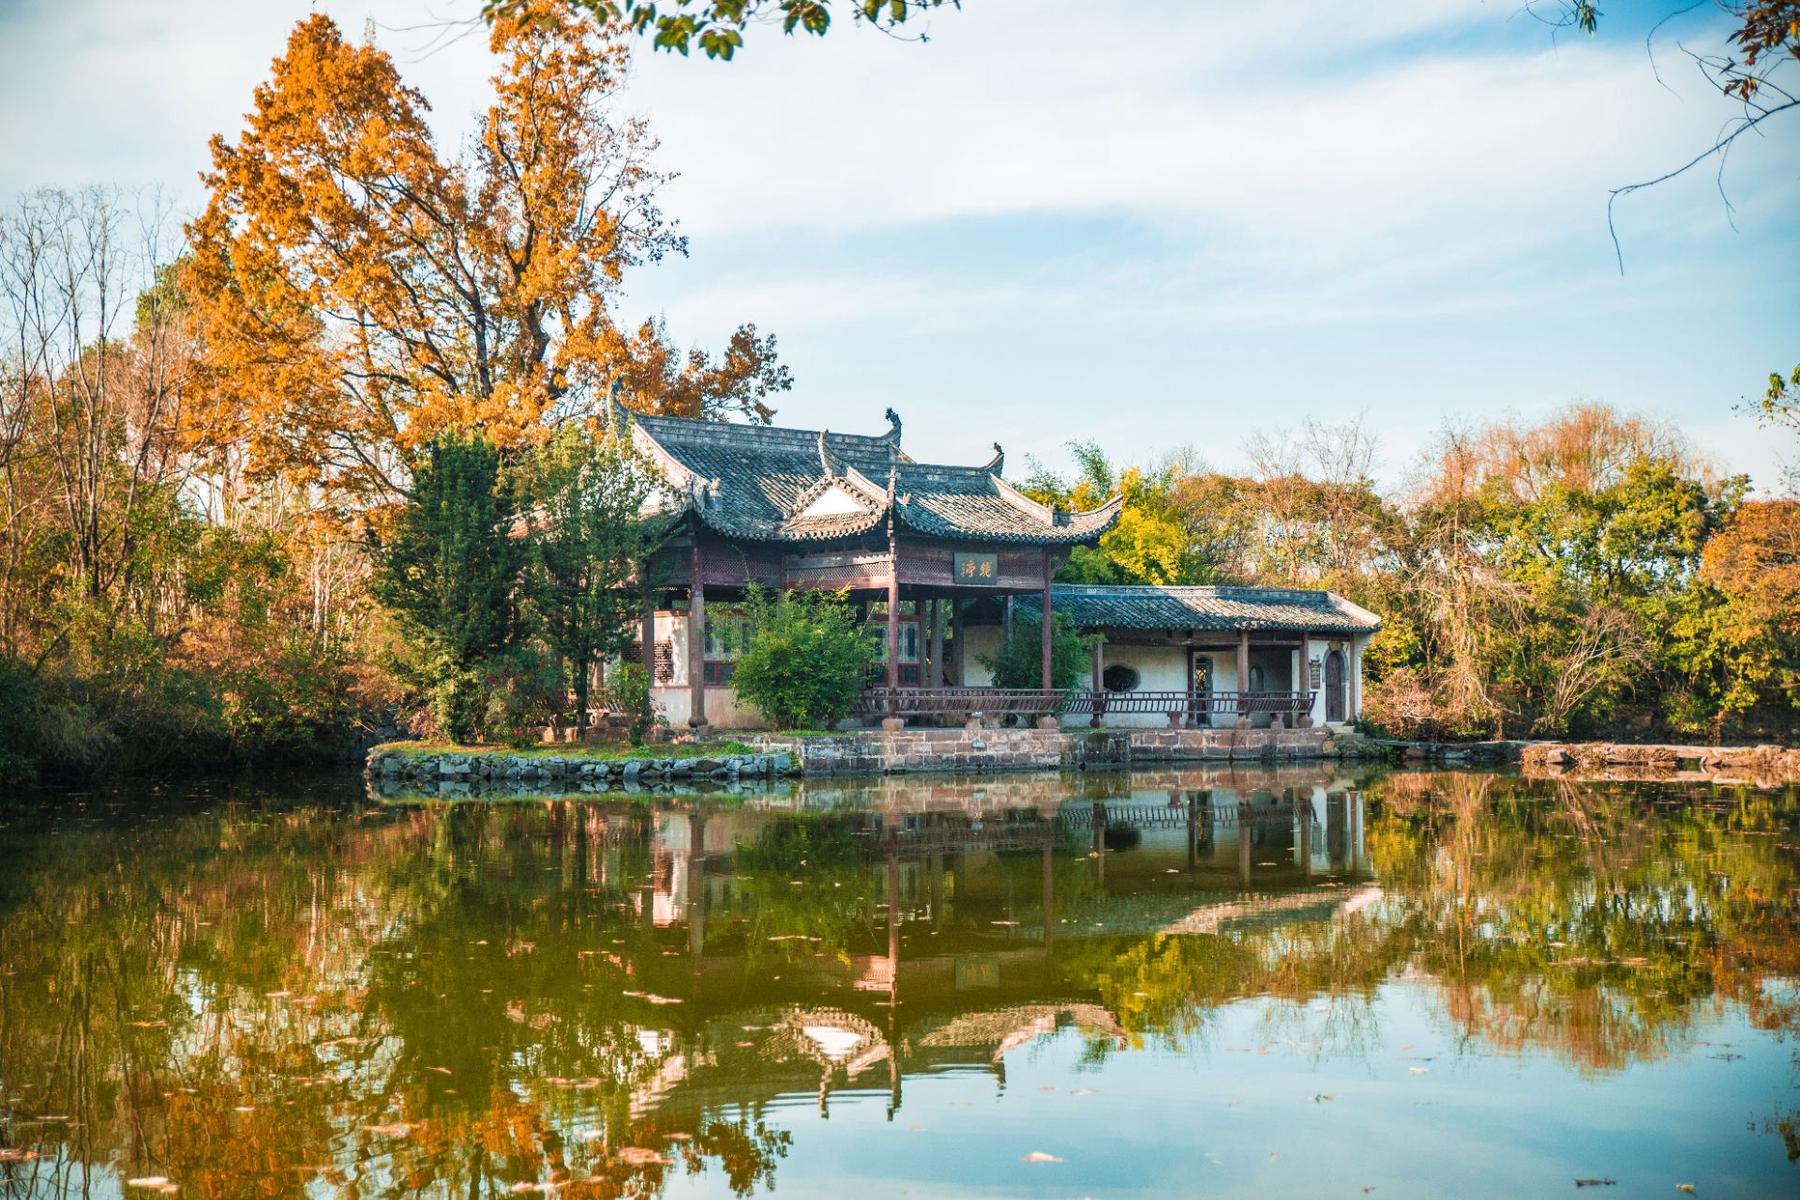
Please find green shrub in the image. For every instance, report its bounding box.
[479,645,565,746]
[980,613,1098,691]
[0,658,43,782]
[610,661,657,745]
[429,665,485,744]
[730,586,877,730]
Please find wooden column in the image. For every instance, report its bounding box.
[1235,628,1251,729]
[1040,550,1054,690]
[927,598,945,688]
[885,534,900,713]
[640,590,657,683]
[1089,638,1104,727]
[951,599,966,686]
[1297,630,1313,727]
[687,540,707,730]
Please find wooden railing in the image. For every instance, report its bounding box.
[857,687,1066,719]
[857,687,1315,725]
[1063,690,1315,723]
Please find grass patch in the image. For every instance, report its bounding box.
[373,739,759,762]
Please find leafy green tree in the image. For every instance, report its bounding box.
[980,612,1097,692]
[490,0,960,59]
[372,431,521,741]
[515,426,663,736]
[729,586,876,729]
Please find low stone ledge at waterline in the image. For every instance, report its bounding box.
[744,725,1347,775]
[364,726,1357,785]
[365,745,799,786]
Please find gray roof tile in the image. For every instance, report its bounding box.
[1020,584,1380,634]
[630,411,1120,545]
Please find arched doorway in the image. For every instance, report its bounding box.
[1324,650,1346,723]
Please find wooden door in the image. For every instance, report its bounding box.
[1325,650,1346,723]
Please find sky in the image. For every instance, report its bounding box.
[2,0,1795,492]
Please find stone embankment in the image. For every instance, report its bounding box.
[366,747,798,791]
[1359,737,1800,783]
[748,725,1338,775]
[1521,741,1800,784]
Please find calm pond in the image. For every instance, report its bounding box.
[1,766,1796,1199]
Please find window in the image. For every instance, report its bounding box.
[1102,664,1140,693]
[703,610,751,661]
[868,621,921,664]
[1248,664,1265,692]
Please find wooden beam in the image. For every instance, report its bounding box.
[1040,550,1054,690]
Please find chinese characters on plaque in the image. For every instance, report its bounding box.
[953,553,999,585]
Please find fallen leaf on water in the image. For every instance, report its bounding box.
[615,1148,670,1167]
[1313,1094,1335,1102]
[1573,1180,1617,1188]
[1021,1152,1064,1164]
[425,1066,452,1076]
[1676,1187,1695,1195]
[1407,1067,1430,1075]
[1070,1088,1096,1096]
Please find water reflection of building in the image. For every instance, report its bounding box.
[592,768,1375,1120]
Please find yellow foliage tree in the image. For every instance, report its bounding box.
[185,2,787,502]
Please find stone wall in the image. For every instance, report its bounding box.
[746,725,1334,775]
[366,747,798,791]
[1520,741,1800,786]
[1129,726,1334,762]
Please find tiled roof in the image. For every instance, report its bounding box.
[1018,584,1380,634]
[627,409,1121,545]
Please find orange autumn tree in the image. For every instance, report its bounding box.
[1695,499,1800,727]
[185,2,788,502]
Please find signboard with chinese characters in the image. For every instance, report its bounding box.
[953,552,999,585]
[1309,659,1323,688]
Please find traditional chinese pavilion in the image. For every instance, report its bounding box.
[624,407,1122,729]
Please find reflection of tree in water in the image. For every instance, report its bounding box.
[1366,771,1800,1071]
[0,788,790,1199]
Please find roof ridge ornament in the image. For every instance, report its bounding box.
[983,442,1004,474]
[883,408,902,445]
[817,428,840,477]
